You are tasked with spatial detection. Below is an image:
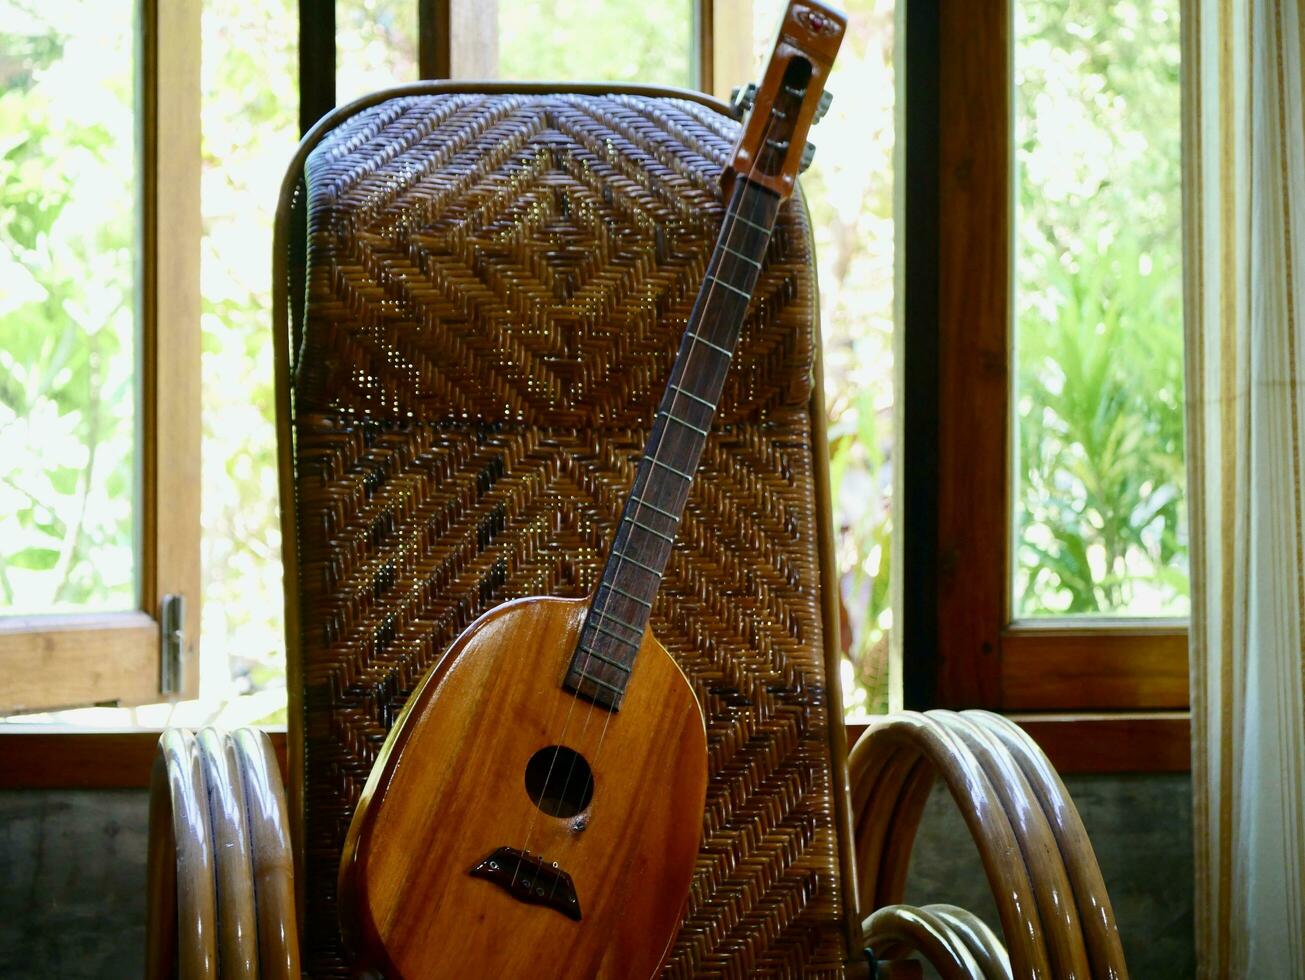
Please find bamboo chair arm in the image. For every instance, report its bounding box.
[146,729,218,980]
[923,904,1013,980]
[963,711,1127,980]
[146,728,300,980]
[862,904,986,980]
[849,712,1052,977]
[847,710,1129,980]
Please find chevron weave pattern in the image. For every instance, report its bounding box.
[294,93,845,977]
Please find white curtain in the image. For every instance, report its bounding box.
[1184,0,1305,975]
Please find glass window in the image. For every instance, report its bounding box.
[1014,0,1186,618]
[0,1,138,616]
[336,0,419,105]
[745,1,896,716]
[1,0,296,728]
[196,0,298,726]
[496,0,693,86]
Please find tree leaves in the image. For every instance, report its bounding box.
[1014,0,1187,618]
[0,2,136,614]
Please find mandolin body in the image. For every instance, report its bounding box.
[339,595,708,979]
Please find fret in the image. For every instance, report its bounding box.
[602,582,653,608]
[685,331,733,357]
[627,515,675,543]
[705,273,753,300]
[618,553,664,578]
[722,244,763,269]
[570,177,782,711]
[630,495,679,522]
[721,219,771,258]
[594,610,644,636]
[574,672,624,695]
[734,213,770,234]
[588,619,642,645]
[668,383,714,408]
[649,457,695,481]
[658,409,709,437]
[574,644,633,673]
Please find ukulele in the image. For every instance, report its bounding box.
[338,4,845,977]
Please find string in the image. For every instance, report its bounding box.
[539,109,786,861]
[512,99,789,894]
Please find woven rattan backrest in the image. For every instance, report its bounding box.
[276,86,856,978]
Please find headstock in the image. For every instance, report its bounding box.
[722,1,846,201]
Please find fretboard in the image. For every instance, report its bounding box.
[563,177,783,709]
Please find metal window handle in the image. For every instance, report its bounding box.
[160,593,185,696]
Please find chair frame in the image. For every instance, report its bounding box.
[270,80,865,971]
[135,81,1129,980]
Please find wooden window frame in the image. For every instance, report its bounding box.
[0,0,202,715]
[900,2,1190,771]
[0,0,1187,783]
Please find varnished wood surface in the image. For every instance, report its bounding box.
[725,0,845,199]
[934,0,1011,709]
[848,711,1131,980]
[140,0,202,698]
[971,713,1128,978]
[862,904,985,979]
[0,613,159,714]
[196,729,260,978]
[0,713,1189,791]
[233,728,302,980]
[145,730,218,980]
[924,0,1187,724]
[1007,713,1192,773]
[925,904,1013,979]
[0,728,287,788]
[144,728,300,980]
[936,711,1089,978]
[1000,623,1190,710]
[340,596,708,979]
[848,714,1054,977]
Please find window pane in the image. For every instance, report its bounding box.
[0,1,296,730]
[195,0,296,726]
[746,1,896,716]
[496,0,692,86]
[0,1,137,616]
[336,0,419,105]
[1014,0,1187,618]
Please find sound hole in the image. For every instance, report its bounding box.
[524,745,594,818]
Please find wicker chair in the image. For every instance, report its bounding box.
[146,84,1128,980]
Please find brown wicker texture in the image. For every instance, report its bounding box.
[292,93,846,978]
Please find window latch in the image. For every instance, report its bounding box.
[160,594,185,696]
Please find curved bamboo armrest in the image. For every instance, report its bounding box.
[848,709,1128,980]
[146,727,300,979]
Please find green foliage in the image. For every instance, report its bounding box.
[1015,0,1187,617]
[194,0,297,723]
[0,2,136,614]
[800,0,895,716]
[827,385,891,714]
[497,0,691,86]
[1017,231,1185,614]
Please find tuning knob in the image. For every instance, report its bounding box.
[813,90,834,123]
[730,82,758,114]
[799,142,817,173]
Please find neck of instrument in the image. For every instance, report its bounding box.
[563,176,783,710]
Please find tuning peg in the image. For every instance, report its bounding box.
[799,142,817,173]
[813,90,834,123]
[730,82,758,114]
